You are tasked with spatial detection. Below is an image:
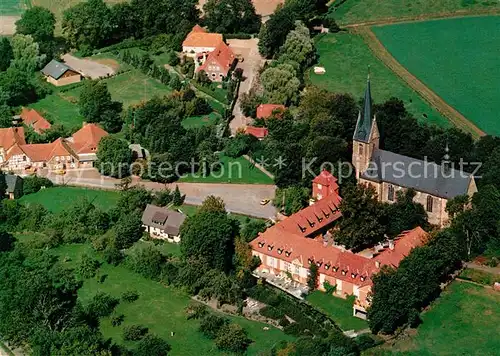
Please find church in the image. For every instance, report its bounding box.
[351,77,477,227]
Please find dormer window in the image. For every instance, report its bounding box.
[323,210,330,218]
[308,258,314,265]
[324,263,330,270]
[360,276,366,282]
[277,248,283,255]
[315,214,323,223]
[285,251,291,257]
[333,266,339,272]
[341,270,347,276]
[316,261,322,267]
[308,219,315,228]
[267,245,274,251]
[351,273,357,279]
[258,242,265,248]
[298,224,306,233]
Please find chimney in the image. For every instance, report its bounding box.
[375,261,380,268]
[389,240,394,250]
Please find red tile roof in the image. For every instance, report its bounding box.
[313,169,338,187]
[256,104,286,119]
[7,138,76,162]
[20,108,51,133]
[198,41,236,75]
[245,126,268,139]
[183,25,223,49]
[70,123,108,154]
[374,227,428,268]
[0,127,25,149]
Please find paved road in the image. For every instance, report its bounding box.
[228,39,264,135]
[45,169,277,219]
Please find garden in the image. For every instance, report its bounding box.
[372,16,500,135]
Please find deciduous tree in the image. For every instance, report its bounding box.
[203,0,260,34]
[96,135,132,178]
[16,7,56,42]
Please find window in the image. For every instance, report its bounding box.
[426,195,433,212]
[22,156,26,162]
[358,144,364,156]
[387,184,395,201]
[284,262,291,272]
[294,264,300,275]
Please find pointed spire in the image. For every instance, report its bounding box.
[353,68,373,142]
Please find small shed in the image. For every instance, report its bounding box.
[41,59,82,86]
[5,174,23,199]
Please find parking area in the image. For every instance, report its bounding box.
[62,54,115,79]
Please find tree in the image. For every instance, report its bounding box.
[198,195,225,213]
[333,184,387,250]
[180,201,239,272]
[307,262,318,290]
[77,253,100,279]
[258,6,295,58]
[62,0,113,49]
[135,334,171,356]
[10,34,44,73]
[0,67,46,107]
[241,219,267,242]
[123,324,148,341]
[22,175,53,195]
[96,135,132,178]
[0,230,15,252]
[113,212,144,249]
[279,21,315,69]
[16,7,55,42]
[127,245,165,280]
[169,74,182,90]
[260,63,300,105]
[385,189,428,237]
[88,292,119,317]
[199,314,228,339]
[153,189,173,207]
[273,186,310,216]
[0,38,13,72]
[203,0,260,34]
[172,185,185,206]
[215,323,251,353]
[79,81,123,132]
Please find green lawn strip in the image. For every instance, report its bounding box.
[385,281,500,355]
[28,92,84,130]
[182,112,221,129]
[19,186,120,213]
[372,16,500,136]
[309,32,449,128]
[0,0,25,15]
[459,268,500,285]
[306,291,368,331]
[329,0,500,26]
[178,154,274,184]
[50,243,292,355]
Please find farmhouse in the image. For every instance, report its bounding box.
[352,77,477,226]
[19,108,51,134]
[141,204,186,243]
[197,41,236,82]
[41,59,82,86]
[182,25,223,56]
[0,127,25,163]
[66,123,109,167]
[256,104,286,119]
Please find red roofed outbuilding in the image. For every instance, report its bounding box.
[245,126,268,140]
[312,169,340,201]
[256,104,285,119]
[20,108,52,134]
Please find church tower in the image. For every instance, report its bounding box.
[352,75,380,179]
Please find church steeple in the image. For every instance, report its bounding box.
[353,73,373,143]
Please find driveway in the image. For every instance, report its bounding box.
[62,54,115,79]
[43,168,277,219]
[228,39,264,135]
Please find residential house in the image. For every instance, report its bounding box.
[5,174,23,199]
[245,126,268,140]
[19,108,51,134]
[256,104,286,120]
[141,204,186,243]
[41,59,82,86]
[197,41,236,82]
[182,25,223,57]
[0,127,25,163]
[352,77,477,227]
[66,123,109,167]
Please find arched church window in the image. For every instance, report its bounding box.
[426,195,434,212]
[387,184,395,201]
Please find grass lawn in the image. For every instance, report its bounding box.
[330,0,500,25]
[372,16,500,136]
[0,0,25,15]
[19,186,120,212]
[459,268,500,286]
[309,32,449,128]
[182,112,221,129]
[28,90,84,130]
[50,243,293,355]
[179,154,274,185]
[369,281,500,355]
[306,291,368,331]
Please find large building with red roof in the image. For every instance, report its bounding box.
[182,25,224,56]
[250,170,428,319]
[197,41,236,82]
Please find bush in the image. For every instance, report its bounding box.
[224,33,252,40]
[22,175,53,195]
[323,280,337,294]
[214,323,251,353]
[354,334,376,351]
[127,245,165,280]
[88,292,119,317]
[186,303,208,320]
[193,97,212,116]
[103,246,124,266]
[77,253,100,279]
[123,324,149,341]
[199,314,229,339]
[224,133,258,158]
[122,290,139,303]
[111,314,124,327]
[259,305,284,320]
[135,334,171,356]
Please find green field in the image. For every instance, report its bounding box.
[19,186,120,212]
[50,242,293,355]
[182,112,221,129]
[330,0,500,25]
[306,291,368,332]
[29,90,84,129]
[179,154,274,184]
[0,0,25,16]
[309,32,449,128]
[368,281,500,355]
[372,16,500,136]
